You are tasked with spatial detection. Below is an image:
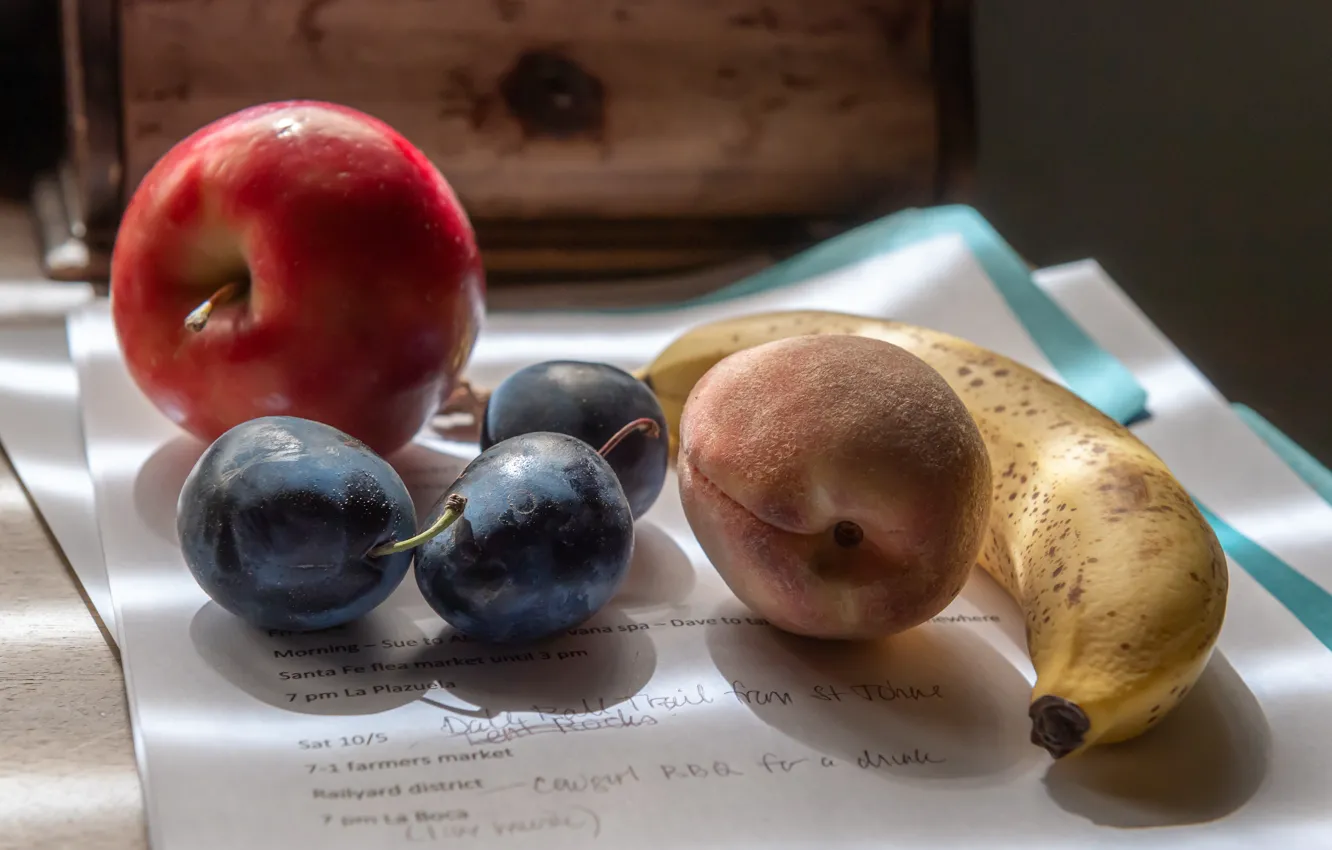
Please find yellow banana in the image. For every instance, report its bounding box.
[636,309,1227,758]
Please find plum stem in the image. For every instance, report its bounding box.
[370,494,467,558]
[184,282,243,332]
[597,417,660,458]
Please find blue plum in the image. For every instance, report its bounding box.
[480,360,669,519]
[176,416,418,632]
[414,431,634,644]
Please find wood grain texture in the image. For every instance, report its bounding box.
[120,0,941,220]
[0,449,147,850]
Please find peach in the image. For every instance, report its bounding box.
[678,334,991,639]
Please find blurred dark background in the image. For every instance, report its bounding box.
[0,1,1327,464]
[975,2,1331,467]
[0,1,64,201]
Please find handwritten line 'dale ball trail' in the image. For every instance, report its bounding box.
[645,310,1227,759]
[110,100,486,457]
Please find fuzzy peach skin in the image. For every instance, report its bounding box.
[678,334,992,639]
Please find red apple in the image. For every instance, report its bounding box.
[110,100,485,457]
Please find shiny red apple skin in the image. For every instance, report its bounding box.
[110,100,485,457]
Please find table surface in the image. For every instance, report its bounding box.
[0,203,147,850]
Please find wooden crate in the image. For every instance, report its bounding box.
[47,0,974,282]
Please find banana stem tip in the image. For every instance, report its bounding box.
[1029,695,1090,759]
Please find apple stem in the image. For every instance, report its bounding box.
[597,417,660,458]
[184,282,242,332]
[370,494,467,558]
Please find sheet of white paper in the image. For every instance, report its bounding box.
[1032,260,1332,839]
[0,280,96,324]
[0,319,115,638]
[77,237,1146,850]
[463,234,1067,392]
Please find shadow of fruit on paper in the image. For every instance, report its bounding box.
[135,434,206,546]
[705,599,1043,783]
[947,565,1030,657]
[190,600,439,716]
[1044,651,1270,828]
[612,522,697,613]
[407,606,658,742]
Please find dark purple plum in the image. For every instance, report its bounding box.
[414,431,634,644]
[480,360,669,519]
[176,416,417,632]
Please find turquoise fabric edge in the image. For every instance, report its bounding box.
[1198,408,1332,651]
[502,204,1149,426]
[1231,403,1332,506]
[1197,501,1332,653]
[1193,410,1332,652]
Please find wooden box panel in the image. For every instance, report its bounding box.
[53,0,973,279]
[123,0,941,221]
